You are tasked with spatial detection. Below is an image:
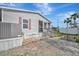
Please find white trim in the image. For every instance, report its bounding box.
[0,6,38,14]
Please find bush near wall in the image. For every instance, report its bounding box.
[60,33,79,43]
[75,36,79,43]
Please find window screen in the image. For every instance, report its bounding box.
[0,22,21,39]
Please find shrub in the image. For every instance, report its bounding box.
[75,36,79,43]
[55,31,63,37]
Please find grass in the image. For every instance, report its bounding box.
[67,35,79,43]
[74,36,79,43]
[55,31,63,37]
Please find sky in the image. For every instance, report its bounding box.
[0,3,79,28]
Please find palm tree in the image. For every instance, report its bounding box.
[64,18,71,28]
[64,18,71,40]
[77,14,79,18]
[70,13,79,27]
[69,22,74,28]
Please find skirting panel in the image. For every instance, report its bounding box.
[0,37,23,52]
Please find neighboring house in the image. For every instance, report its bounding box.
[59,27,79,34]
[0,7,51,51]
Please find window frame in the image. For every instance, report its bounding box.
[23,19,28,29]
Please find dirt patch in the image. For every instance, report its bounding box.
[22,37,40,46]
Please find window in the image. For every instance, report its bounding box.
[23,19,28,29]
[48,23,50,28]
[44,22,47,29]
[39,21,43,32]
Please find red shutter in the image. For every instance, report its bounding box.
[18,16,22,32]
[19,17,22,24]
[29,19,31,30]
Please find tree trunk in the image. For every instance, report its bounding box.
[74,19,76,27]
[67,23,68,40]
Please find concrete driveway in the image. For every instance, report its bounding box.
[43,38,79,56]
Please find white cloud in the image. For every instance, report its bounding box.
[33,3,74,16]
[0,3,15,6]
[33,3,53,15]
[57,11,75,19]
[9,3,16,6]
[56,11,75,28]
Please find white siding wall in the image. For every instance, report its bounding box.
[2,9,50,39]
[2,9,39,38]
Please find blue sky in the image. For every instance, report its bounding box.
[0,3,79,28]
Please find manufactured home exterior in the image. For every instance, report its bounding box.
[0,7,51,51]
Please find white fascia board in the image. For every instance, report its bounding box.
[0,6,51,23]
